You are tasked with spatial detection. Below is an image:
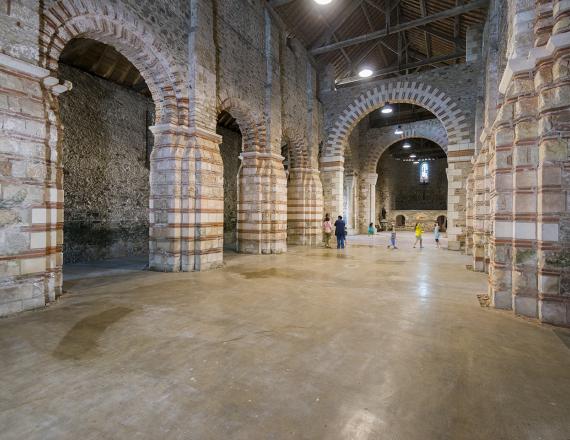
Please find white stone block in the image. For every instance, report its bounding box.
[539,223,559,242]
[495,221,513,239]
[514,222,536,240]
[30,232,46,249]
[31,208,47,224]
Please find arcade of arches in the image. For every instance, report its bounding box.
[1,0,570,438]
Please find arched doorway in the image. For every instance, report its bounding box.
[396,215,406,227]
[58,38,155,277]
[376,138,448,228]
[320,84,473,250]
[437,215,447,232]
[216,111,242,252]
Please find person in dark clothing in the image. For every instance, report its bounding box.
[334,215,346,249]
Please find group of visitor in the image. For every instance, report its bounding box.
[322,214,347,249]
[322,215,441,249]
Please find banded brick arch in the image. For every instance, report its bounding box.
[323,82,470,160]
[217,97,265,153]
[41,0,187,125]
[282,130,311,169]
[362,124,449,175]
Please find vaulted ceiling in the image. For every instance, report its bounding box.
[269,0,488,85]
[59,38,151,96]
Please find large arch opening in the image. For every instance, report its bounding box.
[320,84,471,249]
[376,137,448,232]
[216,111,243,253]
[59,38,155,279]
[334,101,450,234]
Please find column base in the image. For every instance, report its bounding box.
[513,295,538,318]
[491,290,513,310]
[539,296,570,326]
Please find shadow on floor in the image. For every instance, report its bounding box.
[63,255,149,282]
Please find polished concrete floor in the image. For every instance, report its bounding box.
[1,233,569,440]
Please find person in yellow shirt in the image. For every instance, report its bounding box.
[413,223,424,249]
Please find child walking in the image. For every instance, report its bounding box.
[434,222,441,248]
[367,222,375,237]
[387,224,398,249]
[413,223,424,249]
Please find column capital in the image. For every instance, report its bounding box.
[363,173,379,185]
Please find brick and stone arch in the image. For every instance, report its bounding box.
[361,122,449,175]
[40,0,188,126]
[357,134,448,232]
[217,97,264,153]
[322,82,471,161]
[321,82,473,250]
[280,130,311,170]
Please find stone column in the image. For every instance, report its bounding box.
[535,0,570,325]
[320,157,344,220]
[511,73,539,319]
[191,127,224,270]
[473,148,489,270]
[287,168,323,245]
[187,0,227,269]
[465,166,475,256]
[148,124,185,272]
[446,150,473,250]
[239,152,287,254]
[0,54,70,316]
[357,173,378,233]
[488,98,515,309]
[269,154,288,254]
[343,173,356,230]
[365,173,378,227]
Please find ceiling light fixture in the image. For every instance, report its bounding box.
[395,125,403,135]
[381,102,393,114]
[358,68,373,78]
[402,141,411,149]
[314,0,333,4]
[413,161,419,164]
[410,154,417,158]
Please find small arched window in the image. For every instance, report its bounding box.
[420,162,429,184]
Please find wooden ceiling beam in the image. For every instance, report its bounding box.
[417,24,464,48]
[419,0,432,58]
[310,0,365,49]
[360,1,390,66]
[311,0,488,55]
[336,51,465,85]
[268,0,296,7]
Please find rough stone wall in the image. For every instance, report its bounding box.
[385,210,448,232]
[59,65,153,264]
[216,126,241,250]
[377,156,448,212]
